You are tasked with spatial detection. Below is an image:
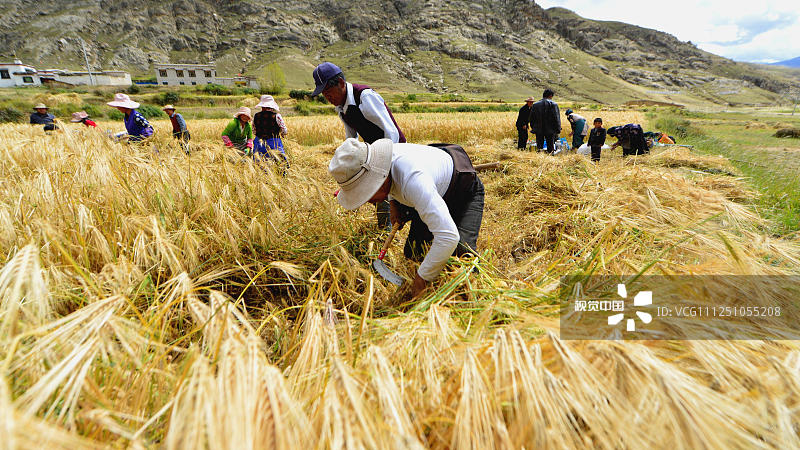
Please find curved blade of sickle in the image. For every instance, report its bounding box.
[372,259,404,286]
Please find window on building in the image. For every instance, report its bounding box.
[191,81,196,85]
[204,70,212,77]
[179,81,184,85]
[188,70,196,77]
[162,81,168,85]
[207,81,212,84]
[0,69,9,79]
[176,70,184,77]
[159,70,167,77]
[22,76,34,83]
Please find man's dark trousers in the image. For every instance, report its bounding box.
[402,178,484,261]
[536,133,558,154]
[517,127,528,150]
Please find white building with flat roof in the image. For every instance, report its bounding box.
[0,60,41,87]
[38,69,132,87]
[155,63,216,86]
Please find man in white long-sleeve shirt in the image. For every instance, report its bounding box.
[329,138,484,297]
[313,62,406,229]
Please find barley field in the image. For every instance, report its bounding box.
[2,110,800,449]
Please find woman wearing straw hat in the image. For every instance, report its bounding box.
[30,103,57,131]
[70,111,97,128]
[106,93,154,142]
[162,105,190,152]
[252,95,288,167]
[221,107,254,155]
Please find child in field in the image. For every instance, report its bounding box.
[70,111,97,128]
[221,107,254,155]
[588,118,606,162]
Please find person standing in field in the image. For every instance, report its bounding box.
[516,97,534,150]
[30,103,56,131]
[530,89,561,154]
[162,105,190,152]
[328,138,484,298]
[312,61,405,230]
[252,95,289,168]
[588,117,606,162]
[106,93,153,142]
[565,109,589,151]
[221,107,254,155]
[70,111,97,128]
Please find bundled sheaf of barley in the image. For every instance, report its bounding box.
[1,112,800,449]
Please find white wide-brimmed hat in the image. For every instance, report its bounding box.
[70,111,89,122]
[107,93,140,109]
[162,104,176,111]
[256,95,279,112]
[328,138,393,210]
[33,103,48,110]
[234,106,252,119]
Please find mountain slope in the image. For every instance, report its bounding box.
[0,0,797,105]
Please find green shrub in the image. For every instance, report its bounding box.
[82,104,103,118]
[0,106,25,123]
[108,110,124,121]
[138,105,163,119]
[158,92,180,105]
[127,84,141,94]
[406,93,417,101]
[289,90,313,100]
[455,105,480,112]
[203,84,233,96]
[295,101,312,116]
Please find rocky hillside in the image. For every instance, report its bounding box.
[1,0,798,105]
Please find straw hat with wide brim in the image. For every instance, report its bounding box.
[328,138,393,210]
[70,111,89,122]
[162,104,176,112]
[107,93,140,109]
[256,95,280,112]
[33,103,48,110]
[234,106,252,120]
[525,97,535,102]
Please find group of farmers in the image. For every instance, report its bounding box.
[29,62,484,298]
[515,90,664,161]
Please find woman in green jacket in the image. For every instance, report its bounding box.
[221,107,254,154]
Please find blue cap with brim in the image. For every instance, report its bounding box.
[312,62,343,96]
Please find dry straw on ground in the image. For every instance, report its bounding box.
[1,112,800,448]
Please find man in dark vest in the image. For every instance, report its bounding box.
[312,62,405,229]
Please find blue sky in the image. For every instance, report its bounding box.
[537,0,800,63]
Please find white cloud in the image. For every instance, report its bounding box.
[537,0,800,63]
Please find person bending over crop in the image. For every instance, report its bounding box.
[329,138,484,298]
[162,105,190,152]
[252,95,289,170]
[312,62,406,230]
[106,93,153,142]
[70,111,97,128]
[566,109,589,151]
[30,103,57,131]
[221,107,254,155]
